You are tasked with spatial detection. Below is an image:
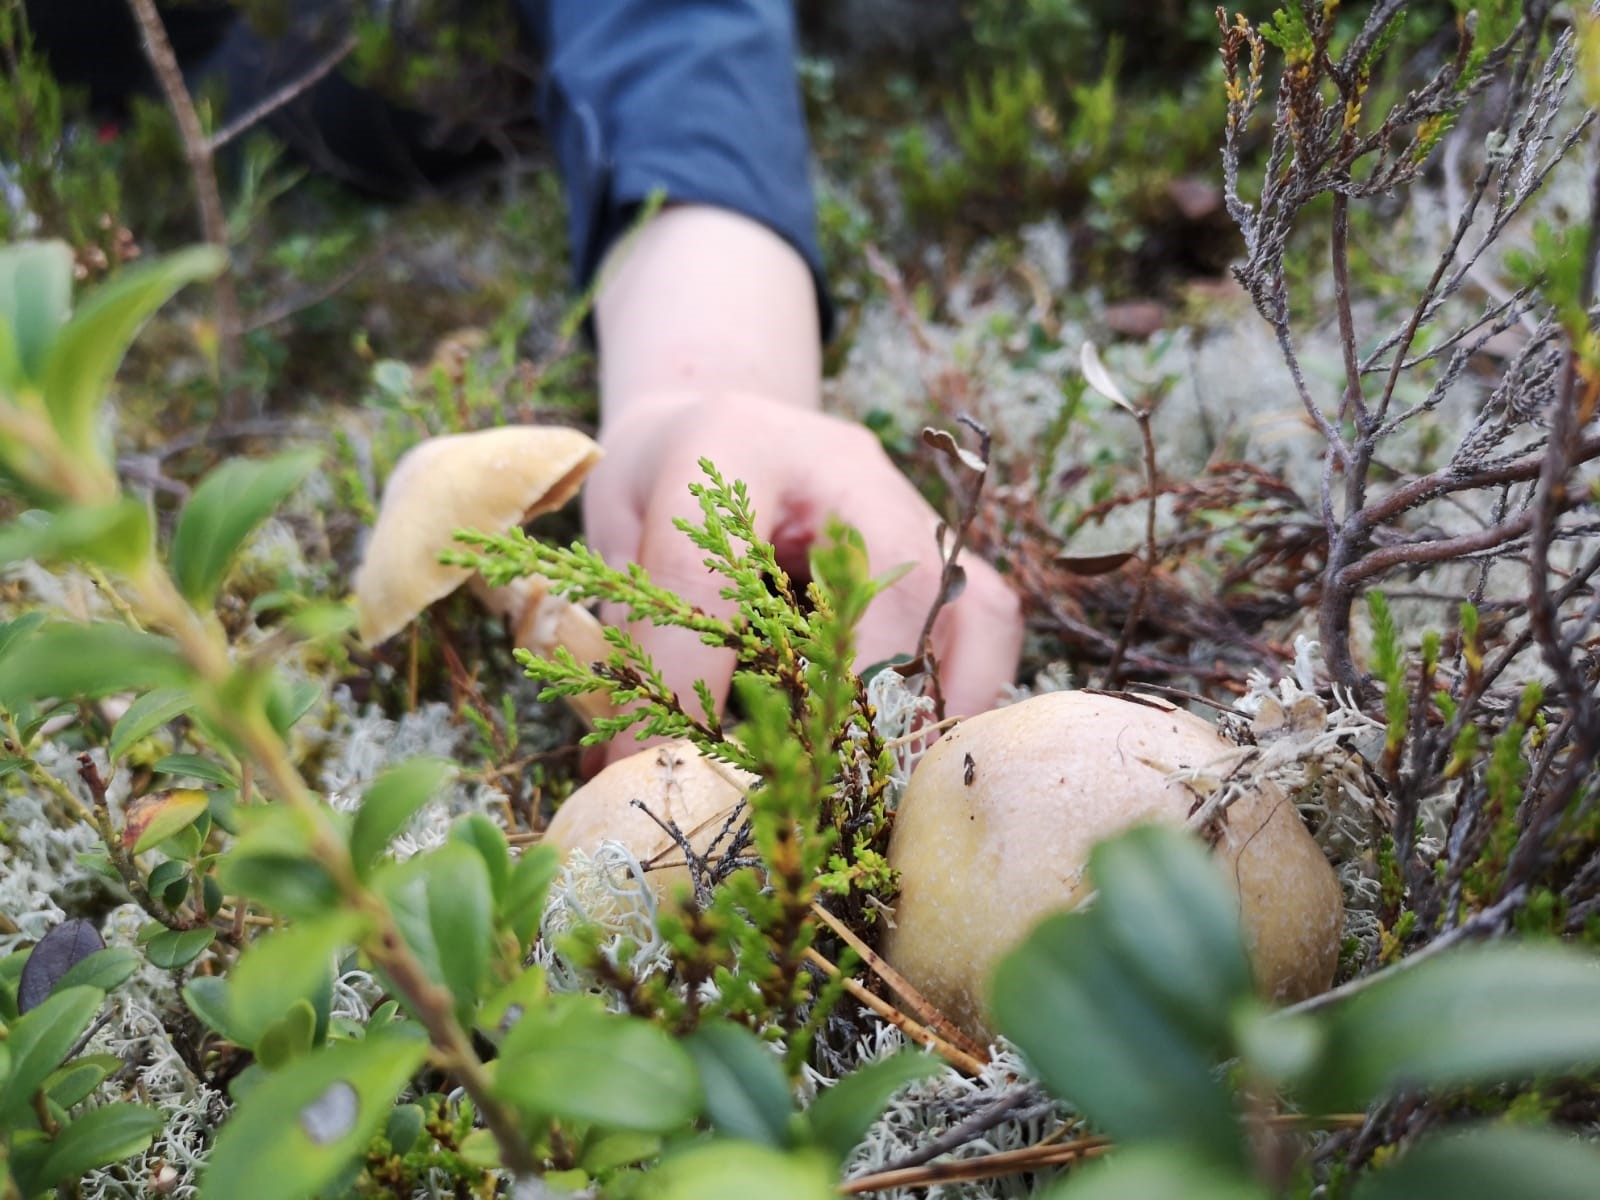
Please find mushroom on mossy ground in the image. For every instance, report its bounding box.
[882,690,1344,1043]
[542,740,756,899]
[350,425,615,725]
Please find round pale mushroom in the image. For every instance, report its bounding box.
[882,690,1343,1042]
[351,425,615,725]
[542,740,756,898]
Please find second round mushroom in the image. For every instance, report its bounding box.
[541,740,756,898]
[881,690,1344,1042]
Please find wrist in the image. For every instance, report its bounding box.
[595,205,823,424]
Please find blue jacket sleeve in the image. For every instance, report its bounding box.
[519,0,832,339]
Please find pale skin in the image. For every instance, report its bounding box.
[584,204,1024,763]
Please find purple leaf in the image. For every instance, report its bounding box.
[19,920,105,1013]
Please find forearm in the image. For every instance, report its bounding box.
[595,204,822,431]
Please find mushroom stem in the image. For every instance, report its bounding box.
[511,584,618,727]
[466,574,531,625]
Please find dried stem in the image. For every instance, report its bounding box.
[1331,192,1366,426]
[205,33,358,153]
[77,753,197,933]
[125,0,243,415]
[116,566,540,1175]
[856,1087,1054,1177]
[843,1135,1111,1194]
[1285,886,1528,1017]
[803,948,987,1076]
[1103,406,1158,688]
[914,416,993,719]
[811,901,990,1065]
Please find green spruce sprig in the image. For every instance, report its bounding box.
[457,459,907,1064]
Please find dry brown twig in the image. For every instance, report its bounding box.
[802,948,987,1077]
[125,0,242,408]
[912,416,994,718]
[124,1,359,420]
[1217,1,1600,1017]
[810,901,991,1066]
[1080,342,1160,687]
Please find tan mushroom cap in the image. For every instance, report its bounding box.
[883,690,1344,1042]
[352,426,601,645]
[542,740,756,898]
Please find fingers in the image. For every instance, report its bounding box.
[842,485,949,675]
[845,474,1023,719]
[580,399,1023,770]
[929,558,1024,720]
[581,453,644,576]
[609,442,781,762]
[795,431,1022,718]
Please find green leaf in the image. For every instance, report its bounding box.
[497,998,702,1133]
[74,852,122,885]
[423,842,493,1014]
[1351,1126,1600,1200]
[1089,825,1253,1050]
[207,789,242,835]
[684,1022,795,1149]
[54,948,140,997]
[31,1103,165,1191]
[384,1104,426,1156]
[348,758,454,878]
[129,789,211,855]
[268,679,321,738]
[170,449,320,607]
[0,240,73,381]
[219,806,338,920]
[43,1053,123,1108]
[148,860,191,909]
[504,843,560,949]
[1234,1004,1323,1086]
[992,884,1243,1161]
[580,1131,661,1175]
[478,966,549,1043]
[0,986,105,1123]
[370,858,444,993]
[1042,1146,1268,1200]
[805,1050,942,1164]
[451,813,510,905]
[458,1128,500,1169]
[1300,943,1600,1110]
[156,817,207,861]
[229,911,366,1049]
[202,873,225,918]
[256,999,319,1070]
[153,753,237,786]
[143,928,215,970]
[41,246,224,456]
[0,611,47,662]
[110,688,194,761]
[0,501,152,574]
[643,1142,836,1200]
[0,622,189,709]
[0,305,18,392]
[284,602,358,640]
[0,952,27,1022]
[184,976,253,1046]
[199,1026,428,1200]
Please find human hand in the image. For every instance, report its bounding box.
[582,391,1023,761]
